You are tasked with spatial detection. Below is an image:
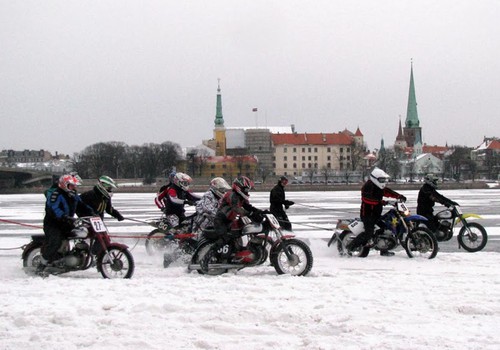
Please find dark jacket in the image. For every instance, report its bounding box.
[360,180,403,220]
[217,190,259,223]
[417,184,453,217]
[79,186,123,220]
[44,188,92,230]
[269,182,287,216]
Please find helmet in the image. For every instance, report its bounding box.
[424,174,439,189]
[96,175,117,199]
[370,167,390,189]
[279,176,288,185]
[69,172,83,185]
[173,172,192,191]
[58,174,79,197]
[232,176,254,200]
[209,177,231,198]
[168,171,176,184]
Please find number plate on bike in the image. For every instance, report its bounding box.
[265,214,281,229]
[455,206,463,215]
[90,217,107,232]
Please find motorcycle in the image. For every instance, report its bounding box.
[415,204,488,252]
[144,213,201,259]
[327,199,438,259]
[189,212,313,276]
[22,216,135,278]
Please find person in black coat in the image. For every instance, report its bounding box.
[78,175,124,221]
[347,168,407,256]
[269,176,294,231]
[417,174,457,233]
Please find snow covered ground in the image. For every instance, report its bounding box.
[1,189,500,350]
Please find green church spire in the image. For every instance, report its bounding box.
[405,61,419,128]
[214,79,224,127]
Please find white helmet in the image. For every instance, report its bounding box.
[209,177,231,198]
[173,172,192,191]
[370,167,390,189]
[97,175,117,199]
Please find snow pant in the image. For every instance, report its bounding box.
[348,216,376,250]
[42,224,66,263]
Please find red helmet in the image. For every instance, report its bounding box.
[232,176,254,200]
[58,174,79,197]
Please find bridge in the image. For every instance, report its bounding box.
[0,166,55,189]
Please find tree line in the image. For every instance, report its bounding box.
[72,141,182,184]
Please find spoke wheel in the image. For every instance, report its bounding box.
[404,228,438,259]
[458,222,488,252]
[271,239,313,276]
[98,247,135,279]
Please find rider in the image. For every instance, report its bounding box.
[269,176,294,231]
[213,176,262,243]
[194,177,231,231]
[154,172,200,228]
[78,175,124,221]
[40,174,94,267]
[347,167,407,257]
[417,174,458,234]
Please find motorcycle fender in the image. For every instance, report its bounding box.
[105,242,129,251]
[21,240,43,260]
[405,214,428,222]
[456,213,482,224]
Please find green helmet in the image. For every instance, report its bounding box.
[96,175,117,198]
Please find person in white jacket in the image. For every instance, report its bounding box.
[194,177,231,231]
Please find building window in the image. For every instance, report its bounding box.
[302,156,305,161]
[327,163,331,168]
[222,164,227,169]
[314,147,318,152]
[327,155,331,161]
[293,156,297,161]
[308,147,312,152]
[284,163,288,169]
[327,147,331,152]
[308,156,311,161]
[302,147,305,152]
[293,163,297,169]
[308,163,312,168]
[284,147,288,153]
[302,163,306,168]
[293,147,297,152]
[284,156,287,161]
[340,147,344,153]
[314,156,318,161]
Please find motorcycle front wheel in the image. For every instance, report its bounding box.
[145,229,169,255]
[458,222,488,252]
[404,228,438,259]
[97,247,135,279]
[270,239,313,276]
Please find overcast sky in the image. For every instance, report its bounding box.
[1,1,499,155]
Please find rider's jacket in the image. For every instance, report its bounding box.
[44,188,91,230]
[195,190,221,230]
[360,180,403,220]
[417,183,453,217]
[216,190,259,222]
[156,184,200,217]
[79,186,123,220]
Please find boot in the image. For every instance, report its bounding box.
[380,250,395,256]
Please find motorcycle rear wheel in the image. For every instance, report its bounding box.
[200,242,229,276]
[404,228,438,259]
[22,246,43,275]
[340,232,370,257]
[98,247,135,279]
[458,222,487,252]
[270,239,313,276]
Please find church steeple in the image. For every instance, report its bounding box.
[214,79,224,128]
[213,79,226,156]
[403,61,423,148]
[405,61,419,128]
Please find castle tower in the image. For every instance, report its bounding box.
[403,61,422,147]
[213,79,226,156]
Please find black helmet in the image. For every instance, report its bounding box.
[424,174,439,189]
[232,176,254,200]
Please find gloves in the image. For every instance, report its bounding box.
[62,215,76,226]
[284,200,295,207]
[116,212,125,221]
[381,200,388,206]
[399,195,407,203]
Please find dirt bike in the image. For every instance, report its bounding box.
[144,212,200,258]
[189,212,313,276]
[327,199,438,259]
[22,216,135,279]
[414,204,488,252]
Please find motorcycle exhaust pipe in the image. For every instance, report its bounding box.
[188,263,246,270]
